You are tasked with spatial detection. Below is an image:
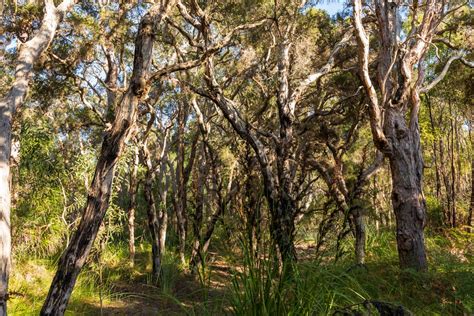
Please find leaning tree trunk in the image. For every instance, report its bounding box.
[0,1,74,313]
[386,109,428,271]
[41,3,174,314]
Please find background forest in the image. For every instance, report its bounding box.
[0,0,473,315]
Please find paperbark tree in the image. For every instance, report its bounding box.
[41,2,178,314]
[180,1,352,262]
[139,111,173,280]
[175,100,188,265]
[0,0,75,313]
[312,144,383,265]
[469,160,474,232]
[352,0,470,270]
[174,100,198,266]
[469,114,473,232]
[188,98,237,269]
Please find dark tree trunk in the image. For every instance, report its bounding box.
[440,138,452,226]
[386,110,428,271]
[267,194,297,264]
[243,146,261,258]
[189,148,205,270]
[41,107,135,315]
[143,166,162,280]
[450,102,457,227]
[41,3,174,314]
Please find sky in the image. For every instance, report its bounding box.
[314,0,347,16]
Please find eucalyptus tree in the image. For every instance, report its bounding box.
[352,0,472,270]
[0,1,75,314]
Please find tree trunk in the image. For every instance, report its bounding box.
[440,138,452,226]
[159,169,169,256]
[468,158,474,233]
[351,207,366,265]
[41,3,174,314]
[127,146,139,266]
[450,102,457,227]
[427,95,442,200]
[268,194,297,264]
[386,110,428,271]
[373,175,380,232]
[0,1,74,313]
[175,101,188,265]
[143,165,162,280]
[468,118,473,232]
[189,148,205,269]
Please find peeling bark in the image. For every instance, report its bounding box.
[352,0,447,271]
[41,2,176,314]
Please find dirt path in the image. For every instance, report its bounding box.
[83,254,233,315]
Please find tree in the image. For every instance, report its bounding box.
[0,1,75,314]
[41,1,178,313]
[352,0,472,270]
[180,0,353,264]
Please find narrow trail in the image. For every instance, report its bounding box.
[84,253,233,315]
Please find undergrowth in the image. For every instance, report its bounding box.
[7,228,473,315]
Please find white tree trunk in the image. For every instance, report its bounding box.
[0,1,75,313]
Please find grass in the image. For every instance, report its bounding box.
[7,228,473,315]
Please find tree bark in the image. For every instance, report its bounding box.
[127,146,139,266]
[449,101,457,227]
[426,95,442,201]
[386,109,427,270]
[468,117,473,232]
[142,148,162,280]
[175,101,188,265]
[189,147,206,270]
[469,159,474,232]
[352,0,446,271]
[0,1,75,313]
[41,2,176,314]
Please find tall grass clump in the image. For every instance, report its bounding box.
[229,239,371,315]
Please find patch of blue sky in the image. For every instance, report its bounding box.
[304,0,348,16]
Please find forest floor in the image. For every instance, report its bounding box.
[8,228,474,315]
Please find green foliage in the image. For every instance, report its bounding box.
[230,229,474,315]
[13,117,68,258]
[426,196,445,228]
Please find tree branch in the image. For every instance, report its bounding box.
[420,52,464,94]
[352,0,390,154]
